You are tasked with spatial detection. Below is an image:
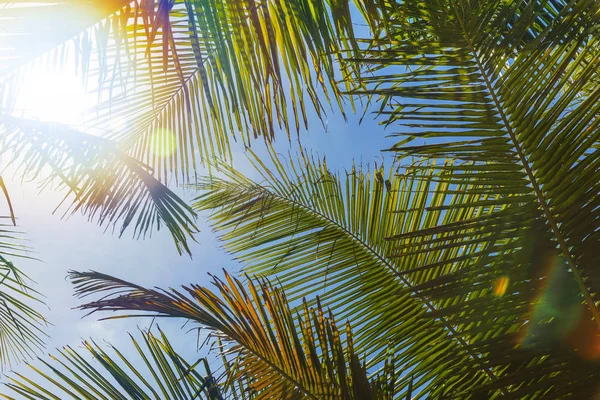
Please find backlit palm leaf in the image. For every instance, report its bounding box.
[1,0,358,178]
[192,149,533,397]
[64,269,399,399]
[93,0,356,179]
[1,328,223,399]
[350,0,600,306]
[193,143,600,397]
[0,184,47,368]
[0,115,197,254]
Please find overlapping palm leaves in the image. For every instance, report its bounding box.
[341,0,600,396]
[1,328,223,399]
[4,0,600,398]
[2,0,358,178]
[2,269,399,399]
[187,0,600,396]
[193,149,527,397]
[0,0,361,382]
[192,146,600,398]
[349,0,600,312]
[0,0,359,245]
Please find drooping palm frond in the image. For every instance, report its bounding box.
[0,115,197,254]
[64,269,400,399]
[1,327,223,399]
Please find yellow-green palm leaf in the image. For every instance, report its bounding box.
[1,0,358,177]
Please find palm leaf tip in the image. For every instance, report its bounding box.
[67,269,401,399]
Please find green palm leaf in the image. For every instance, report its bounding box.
[1,327,223,399]
[63,269,399,399]
[192,144,600,397]
[0,252,48,368]
[335,0,600,396]
[191,148,533,397]
[349,0,600,307]
[95,0,356,178]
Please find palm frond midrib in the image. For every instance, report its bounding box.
[449,2,600,326]
[212,176,506,390]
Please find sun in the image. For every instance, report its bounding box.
[14,65,94,126]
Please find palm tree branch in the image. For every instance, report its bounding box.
[192,151,521,396]
[219,175,506,392]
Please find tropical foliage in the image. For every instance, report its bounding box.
[0,0,356,374]
[1,0,600,398]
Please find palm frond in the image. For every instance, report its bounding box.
[99,0,357,178]
[66,269,399,399]
[1,327,223,399]
[190,148,538,397]
[192,146,600,397]
[0,254,48,368]
[0,115,197,255]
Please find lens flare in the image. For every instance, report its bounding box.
[565,307,600,361]
[515,251,600,359]
[149,129,177,158]
[492,276,509,297]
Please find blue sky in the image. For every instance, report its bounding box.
[2,60,392,383]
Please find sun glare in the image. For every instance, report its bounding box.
[492,276,509,297]
[15,66,93,126]
[150,129,177,158]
